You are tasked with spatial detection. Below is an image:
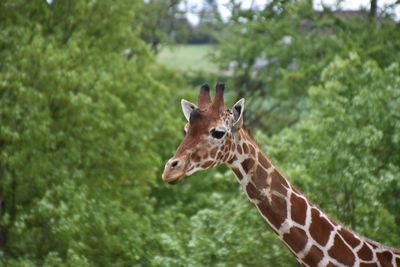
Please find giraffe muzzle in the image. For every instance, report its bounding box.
[162,158,186,185]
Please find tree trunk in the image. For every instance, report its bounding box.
[370,0,378,17]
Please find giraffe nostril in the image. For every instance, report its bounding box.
[171,160,179,168]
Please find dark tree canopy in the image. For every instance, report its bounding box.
[1,0,399,266]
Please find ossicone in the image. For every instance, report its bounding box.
[198,83,211,108]
[196,82,226,111]
[211,82,225,111]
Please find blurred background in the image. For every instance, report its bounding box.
[1,0,399,266]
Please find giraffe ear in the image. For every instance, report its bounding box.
[181,99,198,121]
[232,98,245,130]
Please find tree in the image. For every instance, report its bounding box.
[138,0,189,53]
[216,0,400,134]
[0,0,182,265]
[370,0,378,17]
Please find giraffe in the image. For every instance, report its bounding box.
[162,83,400,267]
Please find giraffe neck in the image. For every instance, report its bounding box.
[227,128,400,267]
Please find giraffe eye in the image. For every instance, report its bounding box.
[210,129,225,139]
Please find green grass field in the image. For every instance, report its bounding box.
[157,44,219,73]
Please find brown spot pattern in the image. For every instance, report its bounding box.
[241,158,255,173]
[210,147,218,158]
[290,194,307,225]
[376,251,393,266]
[360,263,379,267]
[243,143,249,153]
[367,241,378,249]
[302,245,324,266]
[328,234,355,266]
[249,145,256,157]
[231,168,243,180]
[202,160,214,168]
[223,145,229,153]
[253,164,268,188]
[331,220,339,226]
[357,243,373,261]
[227,155,237,164]
[282,227,308,253]
[255,193,287,230]
[225,139,231,150]
[338,227,361,249]
[256,201,285,229]
[191,153,201,162]
[237,144,242,154]
[327,262,339,267]
[396,257,400,266]
[270,170,288,195]
[269,194,287,228]
[309,208,334,246]
[258,152,271,169]
[246,183,261,200]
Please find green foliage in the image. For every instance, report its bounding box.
[258,55,400,246]
[137,0,191,52]
[1,1,399,266]
[151,171,298,267]
[217,0,400,134]
[0,0,182,265]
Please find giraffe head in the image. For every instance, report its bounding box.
[162,83,245,184]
